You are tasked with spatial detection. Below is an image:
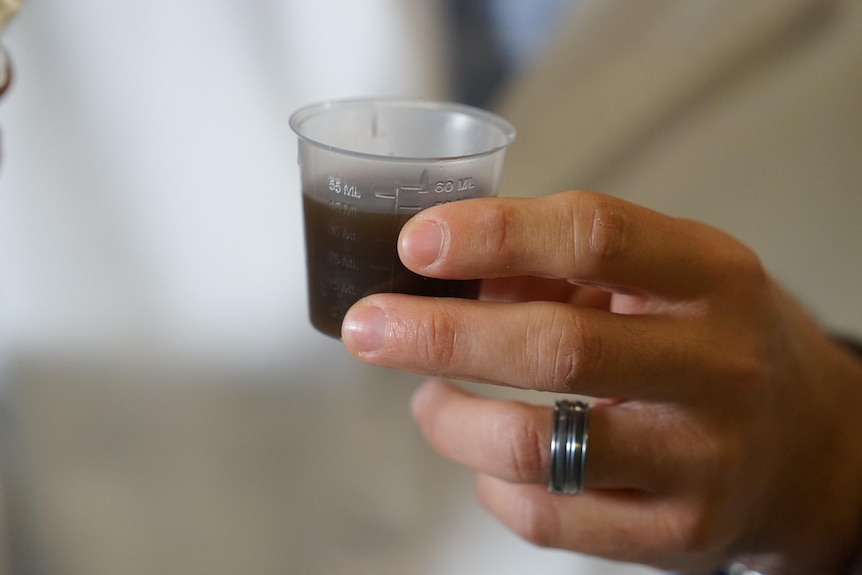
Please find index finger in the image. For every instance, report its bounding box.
[398,190,752,299]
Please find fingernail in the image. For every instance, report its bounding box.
[400,217,444,268]
[342,304,387,353]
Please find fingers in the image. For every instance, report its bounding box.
[411,380,732,566]
[474,475,691,566]
[410,380,696,493]
[398,190,747,299]
[342,294,706,400]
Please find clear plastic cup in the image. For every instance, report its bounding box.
[290,98,515,338]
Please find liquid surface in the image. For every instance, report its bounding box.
[303,195,479,338]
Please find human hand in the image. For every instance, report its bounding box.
[1,0,20,165]
[0,49,10,96]
[1,0,17,98]
[0,48,10,168]
[341,191,862,574]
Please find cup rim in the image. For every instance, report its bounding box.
[289,97,516,162]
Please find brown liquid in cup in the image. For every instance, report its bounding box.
[303,195,480,338]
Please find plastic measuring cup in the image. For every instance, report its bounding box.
[290,98,516,338]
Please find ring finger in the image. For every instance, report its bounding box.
[410,379,693,493]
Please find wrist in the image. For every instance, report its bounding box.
[723,334,862,575]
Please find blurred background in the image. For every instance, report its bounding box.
[0,2,657,574]
[1,0,860,574]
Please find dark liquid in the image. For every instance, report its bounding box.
[303,195,479,338]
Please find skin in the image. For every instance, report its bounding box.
[1,49,9,148]
[1,39,12,163]
[341,191,862,574]
[2,0,19,157]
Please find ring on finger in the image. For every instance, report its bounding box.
[548,399,589,495]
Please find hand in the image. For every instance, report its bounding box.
[341,191,862,574]
[1,46,12,165]
[0,49,10,96]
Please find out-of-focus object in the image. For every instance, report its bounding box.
[0,0,20,95]
[0,0,20,28]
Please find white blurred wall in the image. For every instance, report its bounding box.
[0,0,449,367]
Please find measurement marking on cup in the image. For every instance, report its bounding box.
[324,274,358,297]
[329,177,361,198]
[327,222,358,242]
[375,169,429,212]
[327,251,360,270]
[435,177,475,193]
[328,200,358,217]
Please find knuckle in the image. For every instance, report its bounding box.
[732,246,770,294]
[529,307,603,392]
[654,438,744,558]
[574,191,629,267]
[412,307,460,369]
[725,251,776,389]
[479,201,519,261]
[500,406,545,482]
[723,345,771,393]
[709,323,774,399]
[663,499,728,559]
[712,239,771,304]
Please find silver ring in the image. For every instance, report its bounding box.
[548,400,589,495]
